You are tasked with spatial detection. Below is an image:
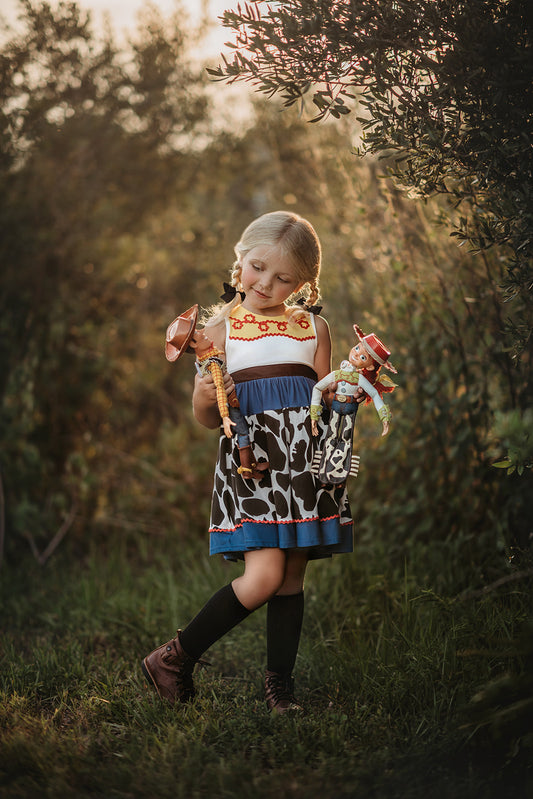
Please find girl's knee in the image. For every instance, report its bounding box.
[233,549,287,608]
[254,571,286,600]
[239,570,284,605]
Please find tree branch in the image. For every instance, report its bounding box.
[23,499,78,566]
[458,568,533,601]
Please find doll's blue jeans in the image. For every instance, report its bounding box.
[331,399,359,418]
[229,406,250,447]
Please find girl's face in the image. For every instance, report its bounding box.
[349,342,375,371]
[240,244,303,315]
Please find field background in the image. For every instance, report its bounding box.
[1,3,532,797]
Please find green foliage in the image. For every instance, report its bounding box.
[0,4,531,794]
[0,543,531,798]
[0,0,209,559]
[489,409,533,475]
[0,3,530,581]
[211,0,533,349]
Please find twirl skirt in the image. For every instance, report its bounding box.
[208,372,353,561]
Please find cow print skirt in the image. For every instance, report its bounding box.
[209,405,353,561]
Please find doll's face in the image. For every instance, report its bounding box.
[190,328,213,353]
[349,343,375,371]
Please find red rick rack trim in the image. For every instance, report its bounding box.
[209,514,353,533]
[229,312,313,341]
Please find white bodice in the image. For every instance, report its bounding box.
[225,305,317,372]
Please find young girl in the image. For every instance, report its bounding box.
[142,210,355,713]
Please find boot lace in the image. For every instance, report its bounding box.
[265,671,299,711]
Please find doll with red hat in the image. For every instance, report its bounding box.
[165,304,268,480]
[310,323,397,485]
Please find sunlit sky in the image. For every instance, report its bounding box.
[1,0,255,126]
[85,0,233,51]
[2,0,237,56]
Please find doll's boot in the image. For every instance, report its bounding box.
[264,670,303,715]
[141,630,196,705]
[237,445,269,481]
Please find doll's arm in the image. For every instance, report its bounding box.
[192,370,234,430]
[310,370,337,435]
[358,374,392,436]
[310,371,336,416]
[208,361,235,437]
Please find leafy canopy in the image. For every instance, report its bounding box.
[210,0,533,340]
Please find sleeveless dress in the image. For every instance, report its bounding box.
[208,305,354,561]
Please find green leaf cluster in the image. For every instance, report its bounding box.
[212,0,533,351]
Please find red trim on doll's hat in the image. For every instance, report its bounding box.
[165,304,199,362]
[353,324,397,373]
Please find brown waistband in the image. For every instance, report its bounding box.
[231,363,318,384]
[334,394,357,403]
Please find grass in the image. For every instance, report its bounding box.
[1,533,532,799]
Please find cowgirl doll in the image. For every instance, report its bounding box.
[142,211,356,713]
[310,324,397,485]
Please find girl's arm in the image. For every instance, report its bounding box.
[310,316,333,436]
[313,315,332,379]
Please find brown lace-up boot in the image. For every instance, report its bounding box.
[141,630,196,705]
[264,670,303,714]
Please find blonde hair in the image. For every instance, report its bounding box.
[204,211,322,328]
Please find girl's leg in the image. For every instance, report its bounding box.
[178,582,250,660]
[231,547,288,609]
[265,550,309,713]
[142,580,251,706]
[142,548,287,705]
[180,548,287,659]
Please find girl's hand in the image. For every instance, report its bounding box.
[192,371,238,430]
[311,419,319,436]
[322,382,365,409]
[381,420,390,437]
[193,373,223,429]
[322,381,337,409]
[223,371,235,395]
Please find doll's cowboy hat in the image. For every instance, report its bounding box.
[353,324,397,373]
[165,304,199,362]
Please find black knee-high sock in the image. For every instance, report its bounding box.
[266,592,304,677]
[179,583,251,661]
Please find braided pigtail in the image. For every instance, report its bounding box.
[230,262,243,294]
[287,279,322,321]
[203,261,244,329]
[304,279,321,311]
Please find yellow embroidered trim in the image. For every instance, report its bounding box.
[229,308,314,341]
